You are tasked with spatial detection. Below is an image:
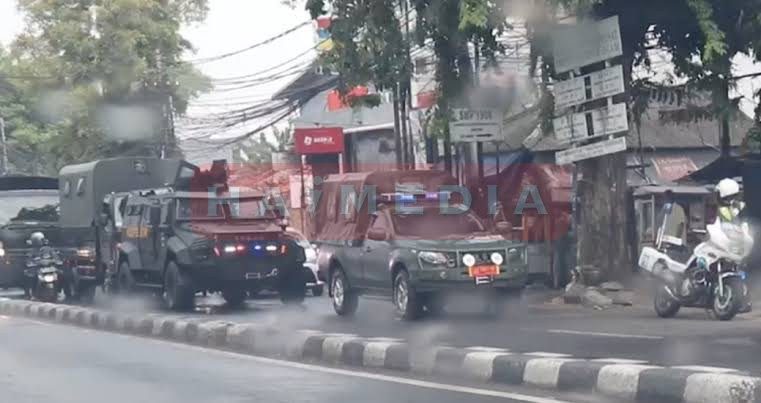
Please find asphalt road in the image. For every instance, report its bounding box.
[4,286,761,375]
[0,315,604,403]
[95,289,761,375]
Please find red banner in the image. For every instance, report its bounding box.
[652,157,698,182]
[294,127,344,154]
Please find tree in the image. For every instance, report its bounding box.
[526,0,761,282]
[303,0,511,172]
[1,0,212,172]
[238,125,295,164]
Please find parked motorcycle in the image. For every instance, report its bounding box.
[24,244,64,303]
[639,217,753,321]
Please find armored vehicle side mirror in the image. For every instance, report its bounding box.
[367,228,388,241]
[495,221,512,234]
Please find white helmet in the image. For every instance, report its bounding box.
[717,178,740,199]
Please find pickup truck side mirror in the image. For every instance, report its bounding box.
[367,228,388,241]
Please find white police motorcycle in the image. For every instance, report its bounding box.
[639,211,753,321]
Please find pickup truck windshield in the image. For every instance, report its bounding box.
[0,192,60,225]
[176,197,276,220]
[391,208,486,238]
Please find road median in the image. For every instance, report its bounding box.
[1,298,758,403]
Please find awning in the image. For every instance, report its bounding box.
[676,155,743,184]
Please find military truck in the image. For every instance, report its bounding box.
[315,171,527,320]
[0,176,61,289]
[112,164,307,310]
[58,157,191,302]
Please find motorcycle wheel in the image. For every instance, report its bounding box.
[712,280,743,321]
[654,284,680,318]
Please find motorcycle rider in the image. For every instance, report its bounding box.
[24,232,48,297]
[716,178,744,223]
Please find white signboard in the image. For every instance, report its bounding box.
[591,102,628,136]
[553,102,628,142]
[553,113,588,141]
[553,16,623,74]
[450,108,503,142]
[555,136,627,165]
[554,65,625,110]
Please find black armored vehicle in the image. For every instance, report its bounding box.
[0,176,61,290]
[111,161,307,310]
[58,157,192,302]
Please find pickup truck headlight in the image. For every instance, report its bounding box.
[77,247,95,258]
[418,251,448,265]
[490,252,504,265]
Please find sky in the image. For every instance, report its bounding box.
[1,1,760,152]
[0,0,315,158]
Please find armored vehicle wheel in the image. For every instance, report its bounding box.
[78,285,96,305]
[163,262,195,312]
[393,270,423,321]
[330,267,358,316]
[222,287,247,308]
[279,268,306,305]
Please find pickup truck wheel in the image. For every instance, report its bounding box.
[331,268,358,316]
[279,268,306,305]
[222,288,247,308]
[394,270,423,320]
[163,262,195,312]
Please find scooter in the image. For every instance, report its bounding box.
[639,214,753,321]
[24,246,64,303]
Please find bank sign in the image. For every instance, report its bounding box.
[294,127,345,154]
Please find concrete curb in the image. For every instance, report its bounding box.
[2,298,759,403]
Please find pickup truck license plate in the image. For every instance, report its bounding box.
[469,265,499,278]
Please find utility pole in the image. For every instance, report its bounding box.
[0,117,7,176]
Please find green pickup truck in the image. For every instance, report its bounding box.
[314,171,528,320]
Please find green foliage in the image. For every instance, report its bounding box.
[238,125,295,164]
[0,0,211,174]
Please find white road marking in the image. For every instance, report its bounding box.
[546,329,664,340]
[24,317,578,403]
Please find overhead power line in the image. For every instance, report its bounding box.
[188,21,312,65]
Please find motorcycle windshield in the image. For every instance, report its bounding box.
[720,222,745,242]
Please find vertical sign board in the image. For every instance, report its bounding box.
[553,103,629,142]
[554,65,625,110]
[552,16,623,74]
[555,137,627,165]
[449,108,504,142]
